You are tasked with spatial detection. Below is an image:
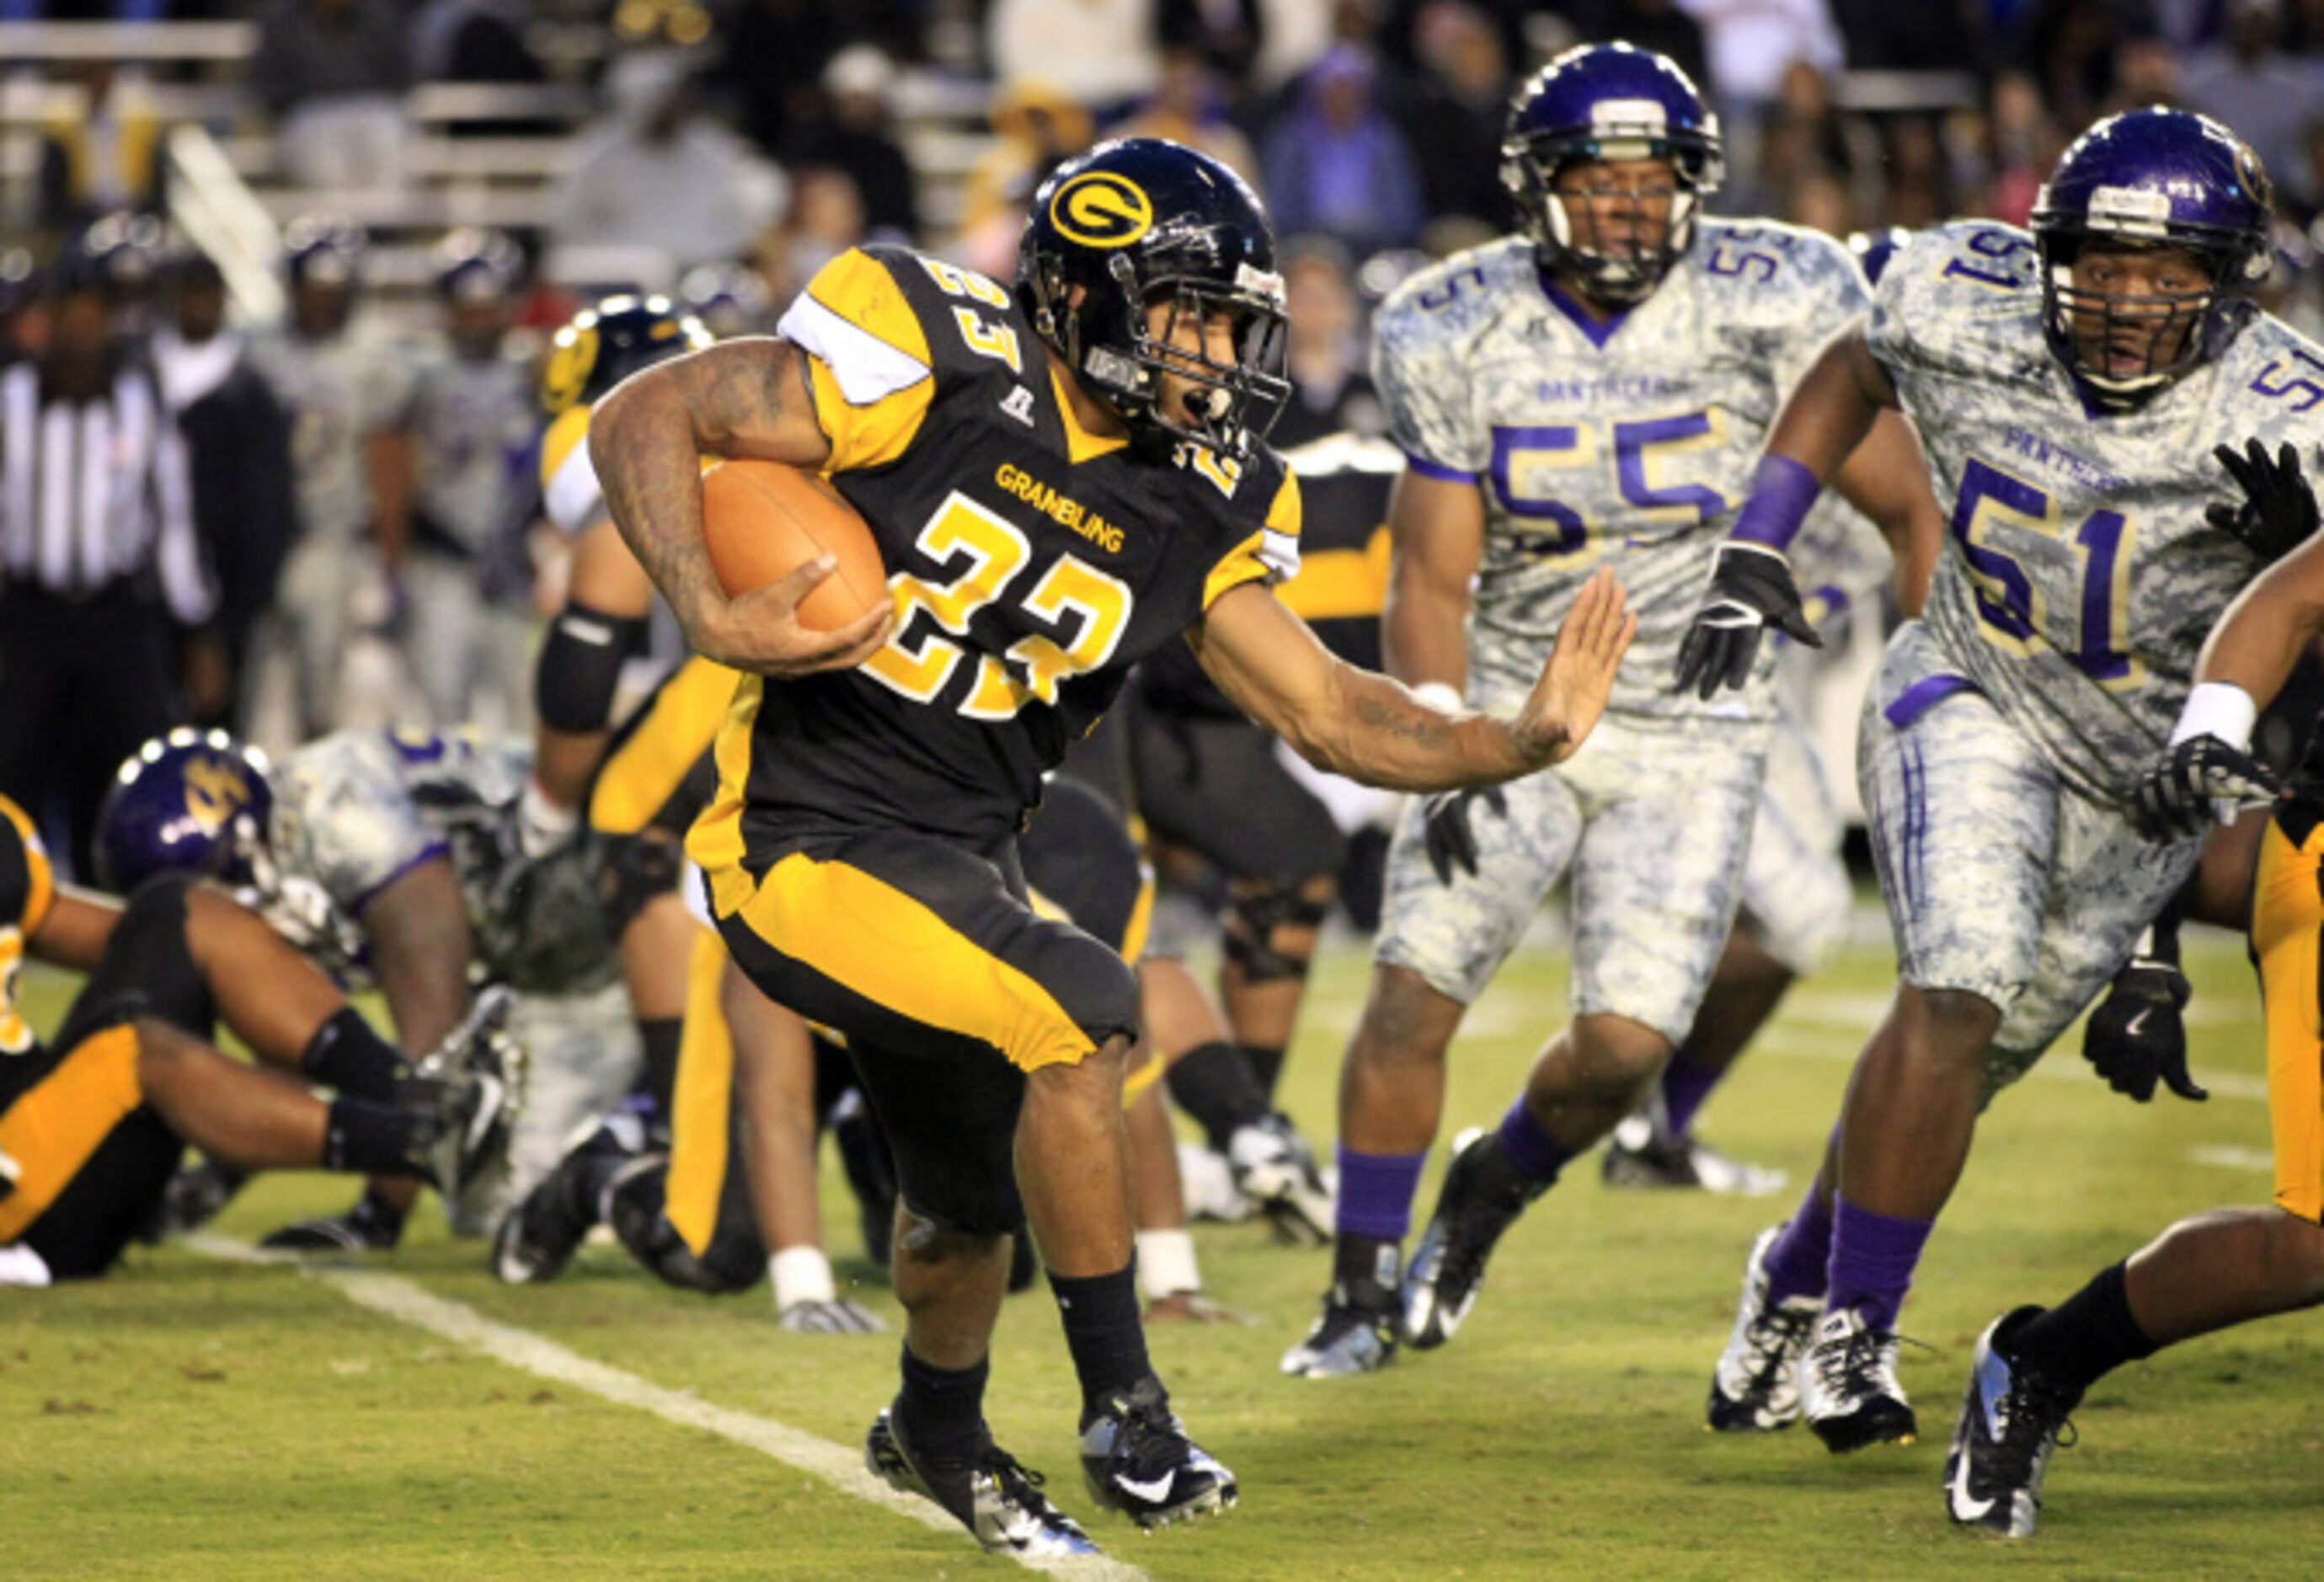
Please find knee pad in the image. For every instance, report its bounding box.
[1223,879,1328,984]
[606,1155,759,1295]
[596,831,686,935]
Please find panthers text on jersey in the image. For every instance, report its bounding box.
[0,796,56,1056]
[1372,219,1871,724]
[687,243,1302,866]
[1869,221,2324,805]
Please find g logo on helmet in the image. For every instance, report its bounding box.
[184,755,252,833]
[541,324,601,415]
[1050,173,1156,249]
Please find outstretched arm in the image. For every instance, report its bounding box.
[589,338,890,676]
[1830,408,1942,618]
[2192,523,2324,712]
[1189,568,1633,793]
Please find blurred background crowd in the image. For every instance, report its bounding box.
[6,0,2324,874]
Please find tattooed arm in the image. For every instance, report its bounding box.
[586,337,891,676]
[1189,568,1636,792]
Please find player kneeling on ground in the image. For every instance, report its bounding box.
[0,793,518,1284]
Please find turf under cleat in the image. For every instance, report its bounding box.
[1707,1227,1820,1431]
[1944,1307,2077,1538]
[1226,1114,1333,1246]
[1078,1376,1237,1529]
[1802,1307,1918,1453]
[866,1409,1098,1558]
[1402,1128,1543,1350]
[1602,1113,1787,1197]
[259,1191,406,1253]
[1280,1283,1398,1377]
[491,1114,649,1285]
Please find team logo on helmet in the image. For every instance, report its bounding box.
[1050,173,1156,249]
[541,325,601,415]
[183,755,254,833]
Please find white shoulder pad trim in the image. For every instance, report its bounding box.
[777,293,932,407]
[545,434,605,537]
[1260,527,1300,585]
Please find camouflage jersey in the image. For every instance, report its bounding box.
[246,327,414,545]
[1870,222,2324,806]
[407,346,538,595]
[1372,221,1871,724]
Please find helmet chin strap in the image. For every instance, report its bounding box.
[1543,186,1694,305]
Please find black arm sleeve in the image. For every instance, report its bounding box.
[534,600,651,732]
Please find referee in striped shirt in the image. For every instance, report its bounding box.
[0,249,216,877]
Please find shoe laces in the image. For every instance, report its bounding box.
[1815,1322,1923,1396]
[1740,1301,1814,1384]
[1995,1365,2079,1475]
[979,1441,1056,1512]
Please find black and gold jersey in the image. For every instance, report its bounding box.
[1,794,58,1056]
[691,244,1301,865]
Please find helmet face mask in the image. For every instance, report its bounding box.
[1500,46,1724,307]
[1019,138,1291,461]
[2031,109,2273,410]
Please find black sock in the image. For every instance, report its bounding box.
[2001,1261,2161,1398]
[1242,1044,1288,1101]
[301,1008,409,1101]
[638,1017,682,1124]
[1163,1041,1270,1152]
[323,1096,430,1177]
[1333,1232,1400,1309]
[1049,1264,1152,1419]
[895,1344,989,1467]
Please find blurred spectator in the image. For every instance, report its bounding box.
[1984,69,2067,223]
[2108,31,2188,104]
[36,64,163,235]
[1119,50,1260,181]
[1261,45,1426,258]
[1759,61,1873,214]
[989,0,1165,116]
[1160,0,1266,86]
[679,261,778,337]
[0,249,35,366]
[1272,238,1385,446]
[1782,168,1855,234]
[718,0,843,156]
[398,231,541,733]
[786,45,922,241]
[411,0,548,89]
[2183,0,2323,180]
[152,253,298,730]
[2291,116,2324,222]
[1675,0,1844,120]
[243,218,414,747]
[549,52,788,275]
[1879,117,1957,227]
[1400,3,1513,230]
[763,166,872,306]
[959,82,1095,273]
[250,0,414,193]
[2015,0,2159,133]
[0,257,212,877]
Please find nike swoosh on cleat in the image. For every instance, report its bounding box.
[1116,1471,1176,1505]
[1948,1452,1994,1521]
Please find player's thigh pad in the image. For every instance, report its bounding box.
[1564,715,1771,1044]
[1739,717,1852,976]
[708,828,1139,1074]
[0,1025,178,1278]
[1860,626,2060,1015]
[1374,756,1584,1006]
[2252,816,2324,1223]
[1979,793,2200,1098]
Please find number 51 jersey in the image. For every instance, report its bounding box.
[1870,222,2324,806]
[1371,219,1872,725]
[690,245,1301,868]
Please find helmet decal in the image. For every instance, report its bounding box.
[1050,173,1157,249]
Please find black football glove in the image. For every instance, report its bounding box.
[2208,439,2321,564]
[1422,784,1507,885]
[2132,733,2283,842]
[1674,542,1822,701]
[2081,954,2205,1104]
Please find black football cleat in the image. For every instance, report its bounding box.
[1078,1376,1237,1529]
[1944,1307,2078,1538]
[866,1409,1098,1558]
[1402,1128,1544,1350]
[491,1114,649,1285]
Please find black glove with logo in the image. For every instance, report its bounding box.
[1675,543,1822,701]
[1422,785,1507,885]
[2209,439,2321,564]
[2132,734,2282,842]
[2081,954,2204,1104]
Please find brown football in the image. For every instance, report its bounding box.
[701,458,889,630]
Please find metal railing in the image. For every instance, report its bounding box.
[163,122,283,323]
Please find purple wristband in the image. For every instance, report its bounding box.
[1730,455,1821,553]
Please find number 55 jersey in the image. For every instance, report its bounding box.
[690,243,1300,874]
[1869,221,2324,808]
[1370,218,1871,725]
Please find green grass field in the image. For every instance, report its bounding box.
[5,921,2321,1579]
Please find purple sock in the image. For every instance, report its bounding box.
[1760,1183,1834,1305]
[1335,1145,1426,1241]
[1494,1097,1573,1184]
[1659,1055,1723,1140]
[1825,1197,1934,1333]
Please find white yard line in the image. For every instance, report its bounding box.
[182,1233,1147,1581]
[2186,1145,2275,1173]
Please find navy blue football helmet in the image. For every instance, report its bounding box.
[1847,227,1914,287]
[283,214,367,291]
[95,729,275,896]
[432,227,526,304]
[1502,43,1724,304]
[1018,136,1290,460]
[539,293,713,418]
[2030,109,2273,408]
